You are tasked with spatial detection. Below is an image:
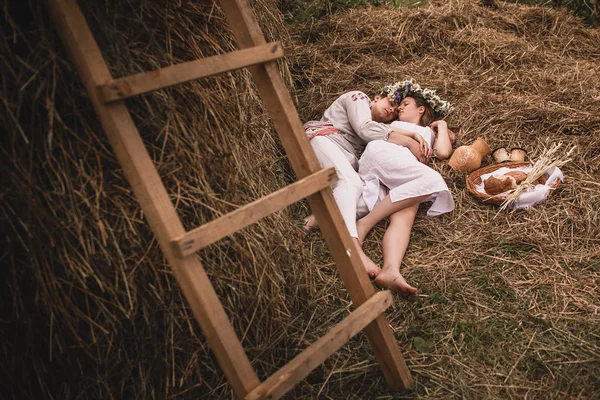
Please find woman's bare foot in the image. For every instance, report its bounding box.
[374,270,418,298]
[303,214,319,232]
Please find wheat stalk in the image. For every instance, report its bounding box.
[498,143,576,212]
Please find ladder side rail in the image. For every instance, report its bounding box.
[217,0,373,303]
[217,0,413,389]
[307,180,414,389]
[47,1,261,397]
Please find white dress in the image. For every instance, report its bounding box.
[358,121,455,216]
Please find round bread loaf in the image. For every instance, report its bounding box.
[505,170,528,184]
[484,175,517,195]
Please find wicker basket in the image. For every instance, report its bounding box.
[466,161,561,205]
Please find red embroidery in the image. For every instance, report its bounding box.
[308,127,339,140]
[352,92,368,102]
[305,122,339,140]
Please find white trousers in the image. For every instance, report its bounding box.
[310,136,365,238]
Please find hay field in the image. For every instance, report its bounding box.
[1,0,599,398]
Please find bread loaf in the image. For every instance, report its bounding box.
[484,175,517,195]
[505,170,528,184]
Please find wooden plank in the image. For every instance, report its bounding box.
[245,291,394,400]
[97,42,284,103]
[172,167,337,257]
[218,0,413,390]
[46,1,261,398]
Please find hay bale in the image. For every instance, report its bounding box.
[2,0,600,398]
[1,0,320,398]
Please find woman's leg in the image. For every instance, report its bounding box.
[374,204,419,297]
[307,137,380,277]
[356,193,429,245]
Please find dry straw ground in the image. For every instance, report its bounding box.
[1,0,599,399]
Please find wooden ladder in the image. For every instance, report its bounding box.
[47,0,413,398]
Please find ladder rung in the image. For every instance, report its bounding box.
[171,167,337,257]
[97,42,284,103]
[245,290,393,400]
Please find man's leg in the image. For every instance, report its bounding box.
[308,137,380,277]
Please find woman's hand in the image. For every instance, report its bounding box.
[408,139,432,164]
[431,120,456,144]
[430,120,454,160]
[430,120,447,132]
[412,132,429,155]
[387,130,431,163]
[448,128,456,144]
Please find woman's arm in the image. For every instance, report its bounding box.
[430,120,453,159]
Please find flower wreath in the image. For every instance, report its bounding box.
[379,78,453,118]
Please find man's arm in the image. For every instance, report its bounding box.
[387,131,430,163]
[389,126,429,153]
[388,125,420,141]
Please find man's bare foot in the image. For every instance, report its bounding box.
[374,270,418,298]
[356,217,370,246]
[353,240,381,279]
[303,214,319,232]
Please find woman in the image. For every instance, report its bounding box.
[303,88,430,278]
[355,80,455,297]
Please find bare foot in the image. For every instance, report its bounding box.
[303,214,319,232]
[354,241,381,279]
[374,270,418,298]
[356,217,369,246]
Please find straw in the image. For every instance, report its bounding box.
[2,0,599,398]
[498,143,576,212]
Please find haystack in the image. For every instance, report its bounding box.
[2,0,311,398]
[2,0,599,398]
